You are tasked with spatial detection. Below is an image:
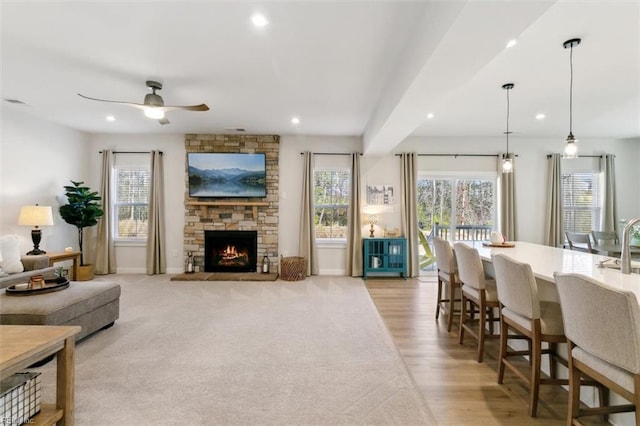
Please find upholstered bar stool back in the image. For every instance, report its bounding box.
[432,236,461,332]
[492,253,567,417]
[453,243,499,363]
[554,273,640,424]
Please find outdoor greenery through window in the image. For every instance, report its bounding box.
[562,172,601,233]
[417,176,496,271]
[314,170,350,240]
[114,168,150,240]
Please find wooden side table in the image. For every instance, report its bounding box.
[47,251,81,281]
[0,325,81,425]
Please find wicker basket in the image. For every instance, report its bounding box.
[280,256,306,281]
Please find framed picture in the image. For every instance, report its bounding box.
[367,185,394,205]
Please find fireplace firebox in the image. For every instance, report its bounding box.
[204,230,258,272]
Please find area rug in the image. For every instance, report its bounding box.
[35,274,435,425]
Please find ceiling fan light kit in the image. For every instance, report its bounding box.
[78,80,209,125]
[501,83,514,173]
[563,37,581,159]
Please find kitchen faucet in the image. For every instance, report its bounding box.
[620,216,640,274]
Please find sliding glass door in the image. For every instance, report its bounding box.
[417,175,497,272]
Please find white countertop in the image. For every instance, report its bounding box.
[466,241,640,302]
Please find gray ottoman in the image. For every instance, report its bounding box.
[0,281,120,341]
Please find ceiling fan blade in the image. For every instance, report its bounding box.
[158,117,170,125]
[160,104,209,112]
[77,93,148,110]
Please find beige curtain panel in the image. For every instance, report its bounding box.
[601,154,617,233]
[498,153,517,241]
[299,152,318,276]
[400,153,419,277]
[146,150,166,275]
[95,149,116,275]
[346,153,363,277]
[544,154,563,247]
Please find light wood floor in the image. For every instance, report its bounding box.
[366,277,607,425]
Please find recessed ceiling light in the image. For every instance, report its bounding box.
[535,113,546,120]
[251,13,268,27]
[506,39,518,48]
[291,117,300,125]
[426,113,435,119]
[106,115,115,122]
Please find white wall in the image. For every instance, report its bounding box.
[1,107,90,254]
[87,134,185,273]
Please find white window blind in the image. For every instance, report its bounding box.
[314,169,350,240]
[113,154,150,241]
[562,172,601,233]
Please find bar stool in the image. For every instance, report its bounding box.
[492,253,568,417]
[432,236,461,332]
[453,243,499,363]
[554,272,640,424]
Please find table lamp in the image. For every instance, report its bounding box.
[18,204,54,255]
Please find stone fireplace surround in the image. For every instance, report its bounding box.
[183,134,279,273]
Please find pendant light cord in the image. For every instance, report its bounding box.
[506,87,510,154]
[569,43,574,135]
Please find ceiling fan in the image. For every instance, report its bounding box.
[78,80,209,125]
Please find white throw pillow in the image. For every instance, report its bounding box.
[0,235,24,273]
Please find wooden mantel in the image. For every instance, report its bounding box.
[186,201,270,219]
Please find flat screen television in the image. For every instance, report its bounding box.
[187,152,267,198]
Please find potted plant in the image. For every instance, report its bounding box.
[59,181,104,281]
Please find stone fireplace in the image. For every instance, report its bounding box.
[183,134,279,273]
[204,230,257,272]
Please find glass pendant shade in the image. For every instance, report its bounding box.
[563,133,578,159]
[502,156,513,173]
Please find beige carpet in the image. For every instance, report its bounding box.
[36,274,436,425]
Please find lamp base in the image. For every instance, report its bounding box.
[26,248,47,256]
[369,224,375,238]
[27,228,46,256]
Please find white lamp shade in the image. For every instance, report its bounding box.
[18,205,54,226]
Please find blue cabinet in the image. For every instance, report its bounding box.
[363,238,407,279]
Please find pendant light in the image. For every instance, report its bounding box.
[563,38,581,159]
[501,83,514,173]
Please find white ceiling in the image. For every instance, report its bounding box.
[2,1,639,154]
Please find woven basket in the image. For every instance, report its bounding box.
[280,256,306,281]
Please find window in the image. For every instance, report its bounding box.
[314,169,350,240]
[417,174,497,272]
[112,154,150,241]
[562,172,601,233]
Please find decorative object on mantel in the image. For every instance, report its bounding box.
[562,38,581,159]
[18,204,54,255]
[501,82,515,173]
[59,181,104,281]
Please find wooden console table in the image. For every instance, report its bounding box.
[47,252,81,281]
[0,325,81,425]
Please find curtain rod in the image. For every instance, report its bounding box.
[98,150,163,154]
[546,154,605,158]
[300,152,361,155]
[395,153,518,158]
